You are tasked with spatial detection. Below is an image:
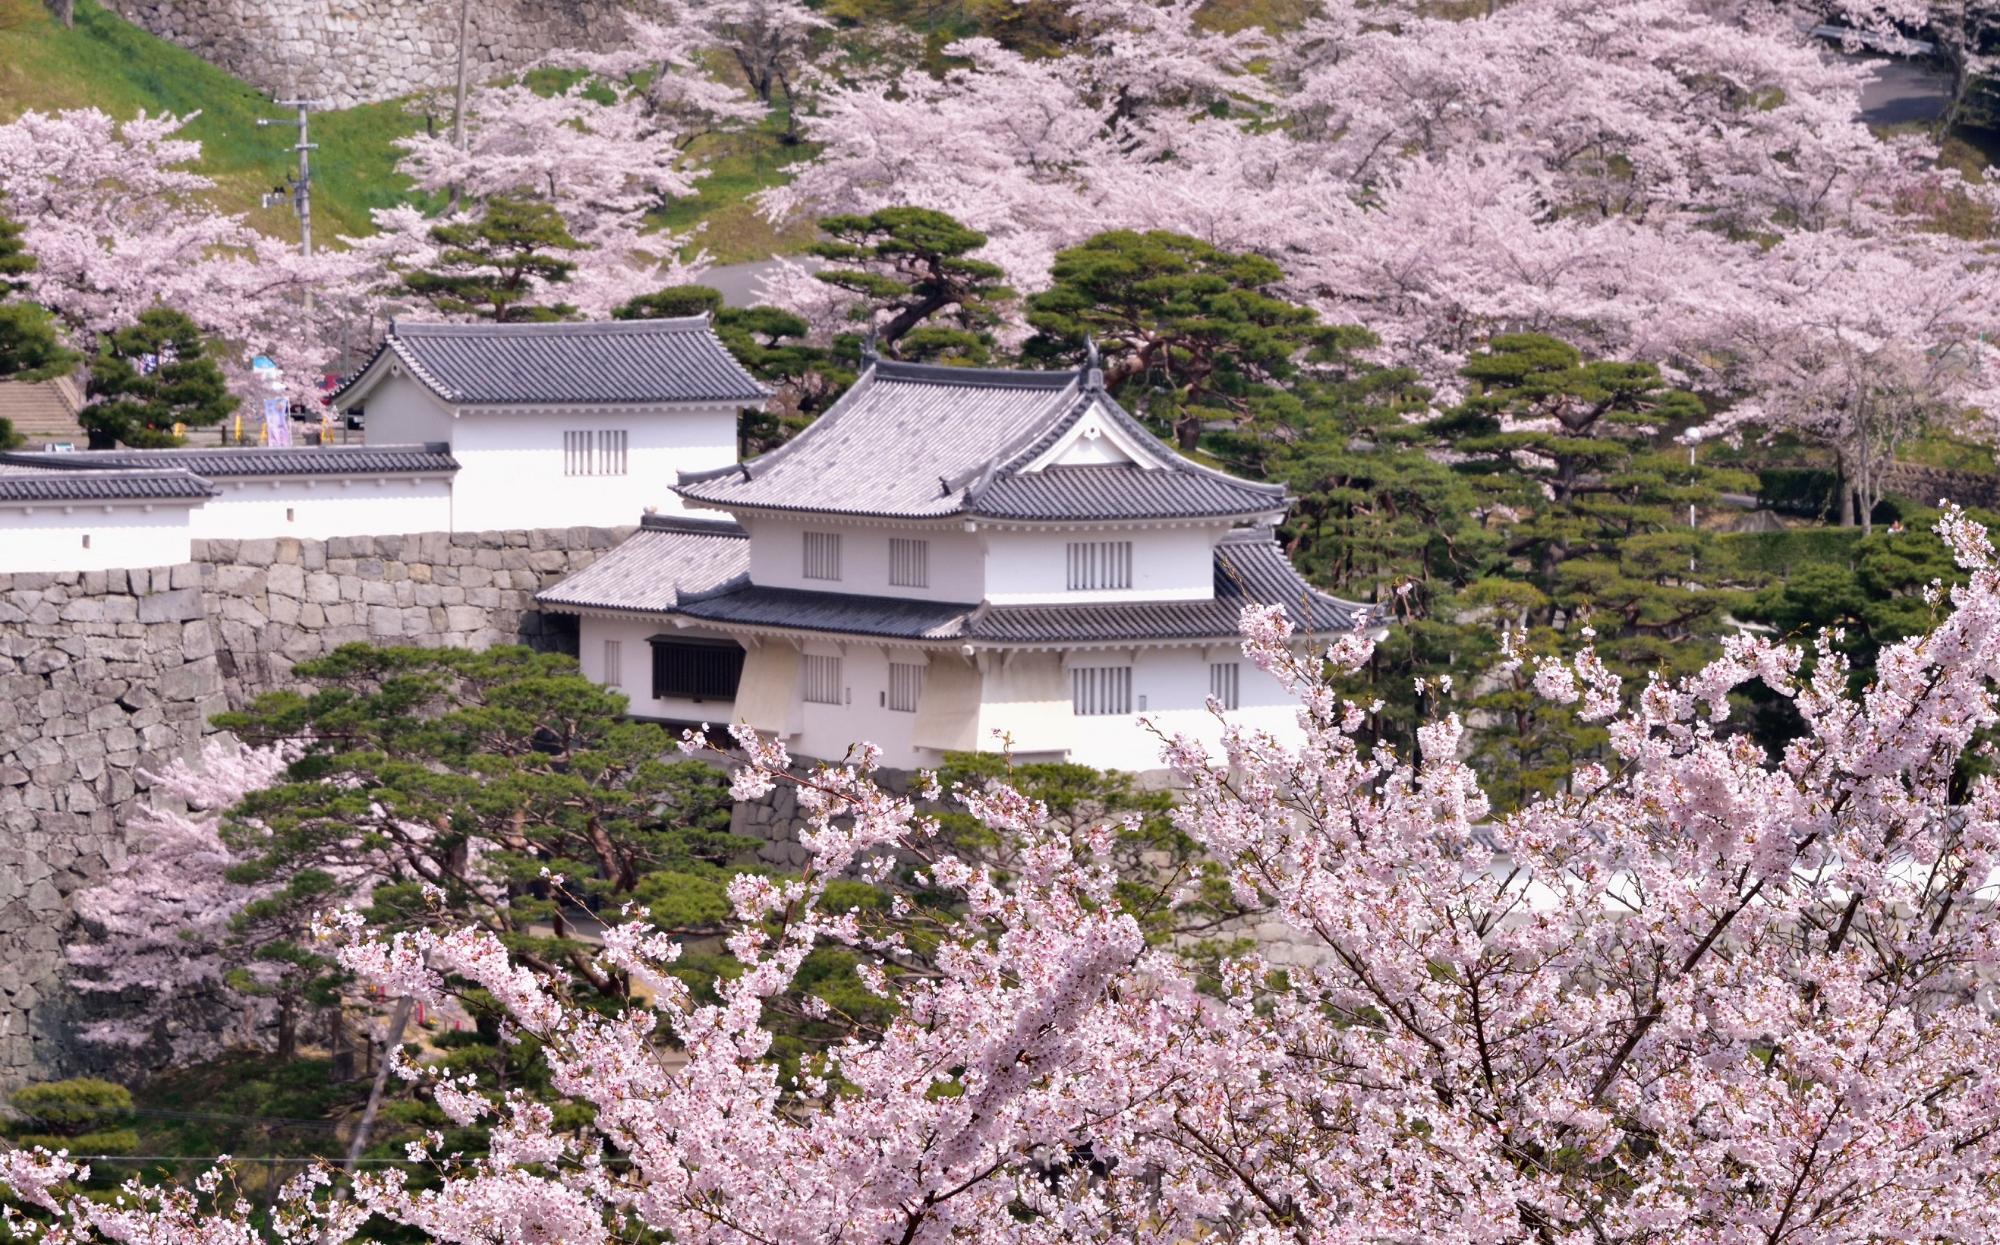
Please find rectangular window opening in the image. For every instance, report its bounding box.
[1070,665,1133,716]
[803,653,844,704]
[603,639,623,685]
[1210,661,1241,711]
[803,531,842,581]
[564,429,629,477]
[888,661,925,712]
[649,637,744,701]
[888,537,929,589]
[1065,540,1133,591]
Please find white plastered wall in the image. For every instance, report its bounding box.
[348,373,740,532]
[191,476,453,540]
[575,618,1309,776]
[792,639,935,765]
[1059,644,1300,773]
[981,525,1228,605]
[0,501,198,573]
[449,404,737,532]
[350,374,454,445]
[743,517,984,603]
[579,615,745,726]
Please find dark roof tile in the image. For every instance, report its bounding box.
[677,358,1285,524]
[538,524,1372,644]
[0,444,458,479]
[0,464,217,503]
[533,517,748,615]
[335,318,769,407]
[966,464,1283,521]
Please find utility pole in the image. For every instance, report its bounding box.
[259,95,326,259]
[450,0,472,210]
[259,95,330,439]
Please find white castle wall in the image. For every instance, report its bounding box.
[191,475,455,541]
[0,502,199,574]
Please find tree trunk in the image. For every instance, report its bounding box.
[276,1001,297,1062]
[342,996,414,1178]
[47,0,74,26]
[1174,413,1201,451]
[327,1005,354,1081]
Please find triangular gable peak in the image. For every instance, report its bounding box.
[677,357,1287,524]
[1015,395,1164,472]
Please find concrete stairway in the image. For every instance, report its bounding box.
[0,377,85,446]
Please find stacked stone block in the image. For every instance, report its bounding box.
[0,525,629,1084]
[103,0,643,108]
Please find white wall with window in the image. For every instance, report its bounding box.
[983,525,1224,605]
[574,620,1306,776]
[792,642,954,764]
[1055,647,1300,772]
[356,373,739,532]
[578,615,747,724]
[741,518,983,602]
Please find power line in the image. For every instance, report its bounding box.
[61,1155,418,1164]
[10,1105,342,1130]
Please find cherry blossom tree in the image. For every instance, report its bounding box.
[769,0,2000,426]
[64,738,300,1067]
[1689,228,2000,530]
[0,108,367,406]
[15,510,2000,1242]
[383,76,715,318]
[696,0,833,106]
[553,4,771,141]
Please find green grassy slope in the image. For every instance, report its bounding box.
[0,0,816,262]
[0,0,419,239]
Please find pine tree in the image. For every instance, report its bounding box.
[214,645,743,1003]
[1422,334,1757,807]
[1025,230,1325,449]
[403,196,583,323]
[615,283,855,451]
[0,197,77,449]
[811,207,1012,362]
[81,307,234,449]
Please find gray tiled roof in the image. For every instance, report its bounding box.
[533,515,749,615]
[0,444,459,478]
[0,464,217,503]
[333,318,769,408]
[966,464,1282,521]
[538,524,1370,645]
[676,359,1286,523]
[677,586,969,639]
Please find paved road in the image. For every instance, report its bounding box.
[1856,55,1952,126]
[703,256,820,308]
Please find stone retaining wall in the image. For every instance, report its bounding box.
[0,526,628,1084]
[103,0,643,109]
[1877,462,2000,513]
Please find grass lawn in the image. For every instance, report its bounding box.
[655,115,824,265]
[0,0,814,261]
[0,0,419,240]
